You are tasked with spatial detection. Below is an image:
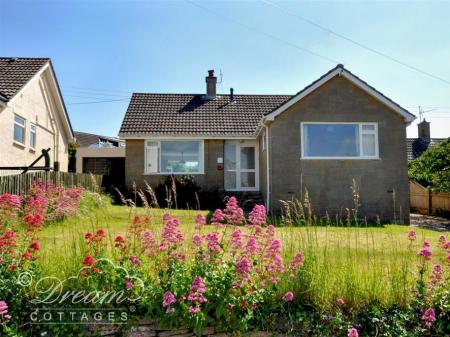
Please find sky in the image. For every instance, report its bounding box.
[1,0,449,138]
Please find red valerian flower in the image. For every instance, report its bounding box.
[83,256,97,267]
[347,328,359,337]
[282,291,294,302]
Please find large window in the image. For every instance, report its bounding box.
[145,140,204,174]
[13,114,26,145]
[301,123,378,159]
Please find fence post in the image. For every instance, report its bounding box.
[428,189,432,215]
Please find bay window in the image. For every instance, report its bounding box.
[301,122,378,159]
[145,140,204,174]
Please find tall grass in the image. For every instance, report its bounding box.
[32,185,447,312]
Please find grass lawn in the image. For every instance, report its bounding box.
[34,200,448,310]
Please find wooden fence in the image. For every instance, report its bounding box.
[409,180,450,215]
[0,171,103,196]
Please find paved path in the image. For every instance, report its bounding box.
[410,213,450,232]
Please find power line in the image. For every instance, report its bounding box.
[64,94,131,100]
[260,0,450,86]
[62,85,133,95]
[66,98,130,105]
[185,0,340,65]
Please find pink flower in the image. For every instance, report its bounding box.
[162,291,176,308]
[141,230,156,257]
[248,204,266,226]
[130,255,141,267]
[408,230,416,241]
[347,328,359,337]
[194,213,206,230]
[438,235,446,245]
[423,240,431,247]
[289,252,304,272]
[211,209,225,226]
[421,308,436,328]
[192,234,202,246]
[418,247,432,260]
[0,300,10,320]
[191,276,206,293]
[336,298,345,306]
[282,291,294,302]
[224,197,244,226]
[430,264,442,285]
[230,229,244,251]
[245,236,260,255]
[188,306,200,314]
[236,257,252,278]
[205,232,221,254]
[188,276,207,305]
[82,256,97,267]
[160,216,184,250]
[29,241,41,251]
[125,279,134,289]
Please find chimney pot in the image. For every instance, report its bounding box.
[229,88,234,103]
[418,119,431,140]
[205,69,217,99]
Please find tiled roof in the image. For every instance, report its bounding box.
[119,93,291,137]
[407,138,447,161]
[0,57,49,101]
[74,131,123,147]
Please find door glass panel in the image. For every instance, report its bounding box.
[240,147,255,170]
[224,143,236,170]
[225,171,237,190]
[240,172,255,188]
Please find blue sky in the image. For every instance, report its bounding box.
[1,0,449,138]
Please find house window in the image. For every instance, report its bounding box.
[301,122,378,159]
[145,140,204,174]
[13,114,26,145]
[30,123,36,149]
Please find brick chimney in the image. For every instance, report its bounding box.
[418,119,430,140]
[205,70,217,99]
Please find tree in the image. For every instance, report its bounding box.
[408,138,450,192]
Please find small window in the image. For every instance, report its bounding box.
[30,123,36,149]
[301,123,378,159]
[14,115,26,145]
[145,140,204,174]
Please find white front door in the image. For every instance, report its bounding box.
[224,141,259,191]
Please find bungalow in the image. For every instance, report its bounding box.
[119,65,416,223]
[0,57,74,171]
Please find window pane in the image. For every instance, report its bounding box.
[30,132,36,148]
[362,134,376,156]
[303,124,359,157]
[14,124,25,144]
[362,124,375,131]
[160,141,200,173]
[240,172,256,188]
[224,143,236,170]
[15,115,25,126]
[240,147,255,169]
[225,171,236,190]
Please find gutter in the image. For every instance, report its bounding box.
[260,119,271,213]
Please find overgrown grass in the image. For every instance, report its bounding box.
[31,199,448,312]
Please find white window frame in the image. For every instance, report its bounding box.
[13,114,26,146]
[300,122,379,160]
[30,123,37,149]
[144,139,205,175]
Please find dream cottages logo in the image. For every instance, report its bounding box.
[18,258,145,325]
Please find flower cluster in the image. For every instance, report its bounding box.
[418,241,433,260]
[187,276,207,314]
[0,300,11,321]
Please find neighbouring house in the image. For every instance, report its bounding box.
[119,65,416,223]
[0,57,74,171]
[74,131,125,189]
[407,120,447,161]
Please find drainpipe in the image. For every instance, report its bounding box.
[260,119,271,213]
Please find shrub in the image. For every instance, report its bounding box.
[409,138,450,192]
